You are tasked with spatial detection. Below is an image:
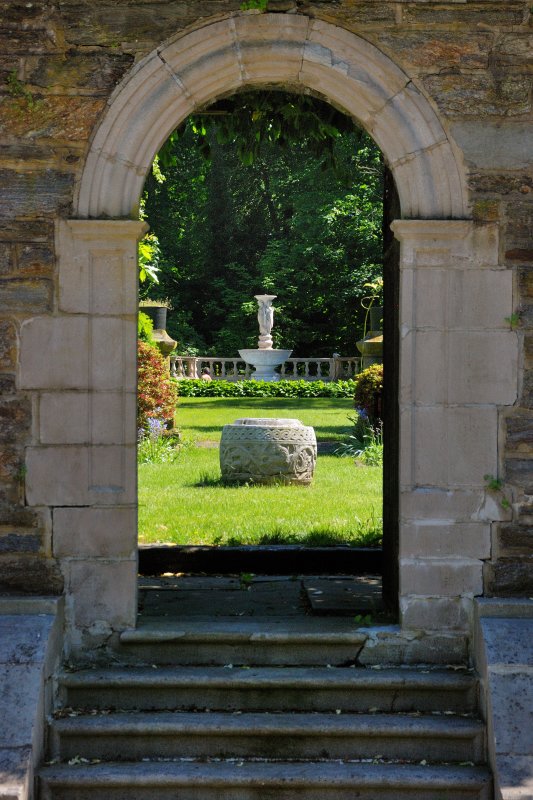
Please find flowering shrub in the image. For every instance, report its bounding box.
[137,340,178,430]
[353,363,383,420]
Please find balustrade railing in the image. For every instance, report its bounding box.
[170,355,361,382]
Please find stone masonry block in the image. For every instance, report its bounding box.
[39,392,90,445]
[26,446,89,506]
[0,663,44,747]
[0,320,17,370]
[39,391,136,446]
[411,330,517,405]
[451,121,533,171]
[89,445,136,504]
[393,221,499,269]
[412,269,513,331]
[0,397,31,443]
[448,331,517,405]
[19,316,89,390]
[489,671,533,755]
[57,220,144,315]
[236,15,309,83]
[0,168,73,217]
[16,244,55,278]
[66,559,137,629]
[400,487,485,525]
[505,412,533,455]
[0,277,52,313]
[26,445,137,506]
[400,558,483,597]
[400,596,472,631]
[53,507,136,558]
[400,521,491,560]
[91,392,137,445]
[89,318,137,392]
[412,406,498,488]
[496,524,533,558]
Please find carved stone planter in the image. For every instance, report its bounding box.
[220,418,317,485]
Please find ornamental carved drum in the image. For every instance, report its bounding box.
[220,418,317,485]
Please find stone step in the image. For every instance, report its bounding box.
[49,710,486,763]
[117,618,369,666]
[116,619,467,666]
[59,666,478,713]
[38,760,493,800]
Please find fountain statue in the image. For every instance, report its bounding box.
[239,295,292,382]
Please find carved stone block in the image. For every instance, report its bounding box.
[220,418,317,485]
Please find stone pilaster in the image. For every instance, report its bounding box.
[19,220,147,653]
[393,220,517,631]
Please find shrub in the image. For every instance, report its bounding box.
[175,378,358,398]
[353,363,383,420]
[138,311,155,344]
[137,340,179,430]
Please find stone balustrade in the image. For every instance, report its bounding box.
[169,355,361,382]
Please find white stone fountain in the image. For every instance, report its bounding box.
[238,294,292,382]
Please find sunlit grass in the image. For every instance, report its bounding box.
[138,447,382,547]
[175,396,354,443]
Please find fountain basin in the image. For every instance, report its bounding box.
[238,348,292,382]
[220,417,317,485]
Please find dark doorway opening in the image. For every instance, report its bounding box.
[137,92,400,615]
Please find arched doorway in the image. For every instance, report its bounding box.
[25,14,508,653]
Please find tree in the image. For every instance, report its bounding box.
[142,91,383,356]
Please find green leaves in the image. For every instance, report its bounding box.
[142,91,383,356]
[138,233,161,286]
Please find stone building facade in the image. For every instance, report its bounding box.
[0,0,532,655]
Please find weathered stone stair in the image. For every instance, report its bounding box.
[39,626,493,800]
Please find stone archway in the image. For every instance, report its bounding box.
[75,15,467,221]
[20,14,517,655]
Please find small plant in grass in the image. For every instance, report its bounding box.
[336,410,383,467]
[354,613,373,626]
[138,418,183,464]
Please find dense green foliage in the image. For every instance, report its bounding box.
[175,378,358,398]
[143,91,383,357]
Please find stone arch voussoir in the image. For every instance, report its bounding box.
[75,14,468,220]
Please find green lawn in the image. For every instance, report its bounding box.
[139,448,382,546]
[138,396,382,547]
[175,397,355,443]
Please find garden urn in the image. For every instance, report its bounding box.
[220,418,317,485]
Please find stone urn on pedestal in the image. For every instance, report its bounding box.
[140,302,177,364]
[356,305,383,369]
[238,295,292,382]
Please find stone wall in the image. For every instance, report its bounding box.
[0,1,531,626]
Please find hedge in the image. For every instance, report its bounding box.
[174,378,358,398]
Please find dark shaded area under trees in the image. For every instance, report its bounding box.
[142,91,384,357]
